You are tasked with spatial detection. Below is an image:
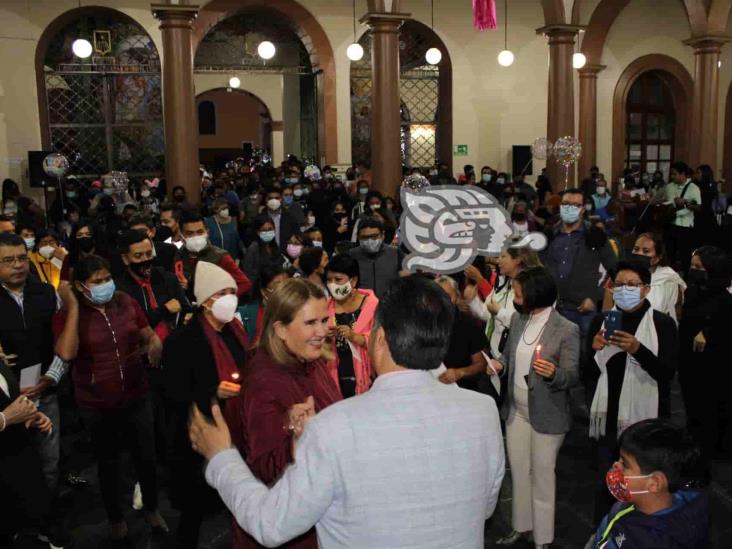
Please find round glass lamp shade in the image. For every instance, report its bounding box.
[257,41,276,60]
[572,52,587,69]
[229,76,241,88]
[497,50,515,67]
[72,38,93,58]
[425,47,442,65]
[346,43,364,61]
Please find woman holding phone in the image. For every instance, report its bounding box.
[588,259,678,523]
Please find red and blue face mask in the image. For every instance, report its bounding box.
[606,462,652,503]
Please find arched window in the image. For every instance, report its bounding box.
[37,8,164,181]
[198,100,216,135]
[625,71,675,178]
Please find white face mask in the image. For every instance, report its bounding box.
[597,186,607,196]
[307,215,316,226]
[210,294,238,323]
[39,245,55,259]
[218,208,230,219]
[327,281,353,301]
[185,235,208,253]
[140,189,151,198]
[267,198,281,211]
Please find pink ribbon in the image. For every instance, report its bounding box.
[144,178,160,188]
[473,0,497,30]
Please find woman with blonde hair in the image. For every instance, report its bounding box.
[236,278,341,548]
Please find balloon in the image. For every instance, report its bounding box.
[401,173,430,192]
[42,153,70,178]
[304,165,321,181]
[553,136,582,167]
[531,138,553,160]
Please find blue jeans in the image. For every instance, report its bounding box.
[32,392,61,496]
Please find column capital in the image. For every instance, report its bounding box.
[151,4,198,27]
[578,64,606,77]
[683,35,732,52]
[536,24,585,38]
[359,12,410,31]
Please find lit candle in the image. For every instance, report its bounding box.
[536,344,542,361]
[231,372,240,382]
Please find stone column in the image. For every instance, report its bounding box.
[685,36,728,169]
[538,26,580,190]
[152,4,200,203]
[578,64,605,179]
[361,9,409,196]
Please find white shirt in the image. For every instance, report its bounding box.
[514,307,552,390]
[0,370,9,398]
[664,179,702,228]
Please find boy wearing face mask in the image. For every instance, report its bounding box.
[178,211,251,299]
[588,261,678,523]
[586,419,707,549]
[162,260,250,547]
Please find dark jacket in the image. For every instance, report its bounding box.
[0,279,57,377]
[115,267,190,331]
[348,244,403,299]
[592,490,708,549]
[269,209,301,252]
[153,240,178,273]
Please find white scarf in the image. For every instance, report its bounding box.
[590,306,658,439]
[648,266,686,324]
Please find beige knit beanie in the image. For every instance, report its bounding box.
[194,260,236,304]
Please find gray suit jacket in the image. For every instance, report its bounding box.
[498,309,580,434]
[206,370,505,548]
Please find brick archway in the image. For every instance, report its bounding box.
[194,0,337,164]
[612,54,693,182]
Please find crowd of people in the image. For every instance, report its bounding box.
[0,155,730,549]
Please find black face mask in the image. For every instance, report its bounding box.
[513,301,525,315]
[631,253,653,271]
[333,212,347,220]
[512,213,527,222]
[77,236,95,253]
[686,268,707,286]
[129,259,154,278]
[156,225,173,242]
[173,194,185,202]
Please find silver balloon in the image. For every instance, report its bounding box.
[531,138,553,160]
[401,173,430,192]
[553,136,582,167]
[42,153,70,178]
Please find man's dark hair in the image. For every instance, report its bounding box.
[670,161,692,177]
[325,253,359,280]
[74,254,112,284]
[463,164,475,175]
[160,203,181,220]
[559,188,584,199]
[179,210,204,230]
[357,216,384,234]
[0,232,25,249]
[265,187,282,198]
[514,266,557,311]
[374,276,454,371]
[15,222,36,236]
[298,247,325,277]
[36,228,59,244]
[614,259,652,286]
[118,229,150,253]
[128,213,155,229]
[123,203,138,213]
[619,419,701,492]
[260,264,287,290]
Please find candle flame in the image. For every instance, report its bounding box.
[231,372,240,381]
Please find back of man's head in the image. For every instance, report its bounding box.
[374,276,455,371]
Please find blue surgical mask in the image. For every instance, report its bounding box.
[560,204,581,224]
[496,178,505,185]
[613,286,643,311]
[259,230,276,243]
[283,195,294,206]
[481,174,492,183]
[23,237,36,249]
[286,177,299,185]
[84,280,115,305]
[358,187,368,195]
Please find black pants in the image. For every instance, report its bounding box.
[664,224,694,273]
[80,396,158,523]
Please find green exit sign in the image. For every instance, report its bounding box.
[454,144,468,156]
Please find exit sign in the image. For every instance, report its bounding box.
[454,144,468,156]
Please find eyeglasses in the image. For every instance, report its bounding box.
[0,255,29,266]
[613,282,647,289]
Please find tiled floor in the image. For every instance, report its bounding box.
[11,381,732,548]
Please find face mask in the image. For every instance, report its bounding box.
[65,191,77,198]
[103,187,115,195]
[513,301,525,315]
[287,243,303,259]
[585,203,594,212]
[210,294,238,324]
[482,174,492,183]
[496,178,505,185]
[84,280,115,305]
[560,204,581,224]
[334,211,346,220]
[283,195,294,206]
[513,222,529,235]
[597,186,607,196]
[173,194,185,202]
[130,258,153,278]
[369,203,381,211]
[285,177,299,185]
[360,238,383,254]
[294,189,304,198]
[613,285,643,311]
[687,268,707,286]
[311,240,323,248]
[217,208,230,219]
[327,281,353,301]
[24,237,36,249]
[606,463,652,503]
[140,190,151,198]
[259,230,276,243]
[631,253,652,270]
[249,194,259,202]
[307,215,316,226]
[77,236,95,253]
[185,235,208,253]
[39,245,55,259]
[267,198,281,211]
[359,187,368,195]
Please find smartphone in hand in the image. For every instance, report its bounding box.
[603,310,623,339]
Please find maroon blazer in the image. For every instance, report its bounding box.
[235,348,341,549]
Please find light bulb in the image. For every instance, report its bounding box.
[72,38,93,59]
[229,76,240,88]
[425,47,442,65]
[573,52,587,69]
[346,43,364,61]
[497,50,515,67]
[257,41,276,60]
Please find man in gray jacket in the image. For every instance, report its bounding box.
[189,276,505,549]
